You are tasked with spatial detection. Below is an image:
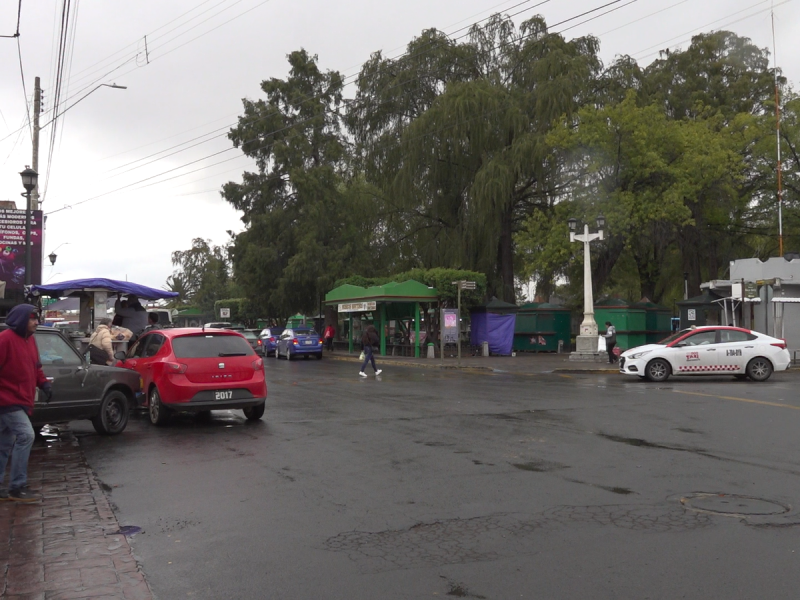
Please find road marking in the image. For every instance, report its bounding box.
[674,389,800,410]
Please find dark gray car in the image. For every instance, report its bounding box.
[0,325,142,435]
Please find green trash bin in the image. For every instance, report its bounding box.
[594,298,646,351]
[514,302,571,352]
[633,299,673,344]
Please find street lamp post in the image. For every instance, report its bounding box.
[19,167,39,287]
[568,215,605,361]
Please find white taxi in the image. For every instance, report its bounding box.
[619,326,790,382]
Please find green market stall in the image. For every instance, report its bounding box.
[325,280,439,357]
[513,302,571,352]
[593,298,647,350]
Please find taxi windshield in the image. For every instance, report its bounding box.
[656,329,695,345]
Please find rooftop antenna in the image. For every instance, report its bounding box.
[772,0,784,256]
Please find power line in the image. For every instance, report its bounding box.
[16,37,32,139]
[46,0,641,215]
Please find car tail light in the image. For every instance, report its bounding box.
[319,338,323,344]
[165,362,188,374]
[771,340,787,349]
[269,336,275,343]
[252,358,263,370]
[257,339,262,346]
[292,338,299,345]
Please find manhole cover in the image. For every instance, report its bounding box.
[680,493,790,516]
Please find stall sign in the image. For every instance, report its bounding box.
[338,302,377,313]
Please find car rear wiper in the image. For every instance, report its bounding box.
[218,352,247,356]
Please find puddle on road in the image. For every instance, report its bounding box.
[512,460,568,472]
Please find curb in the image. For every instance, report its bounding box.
[325,353,618,374]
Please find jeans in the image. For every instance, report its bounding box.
[0,409,35,491]
[607,341,617,363]
[360,345,378,372]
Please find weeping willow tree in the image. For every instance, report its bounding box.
[348,15,600,300]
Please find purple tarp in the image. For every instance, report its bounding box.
[31,278,178,300]
[470,312,516,356]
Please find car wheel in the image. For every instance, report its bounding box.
[274,347,279,359]
[644,358,671,382]
[148,387,170,426]
[243,402,265,421]
[746,357,773,382]
[92,390,130,435]
[287,349,293,361]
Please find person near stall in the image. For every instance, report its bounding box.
[114,294,148,335]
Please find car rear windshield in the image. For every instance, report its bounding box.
[242,331,258,340]
[295,329,319,337]
[172,334,254,358]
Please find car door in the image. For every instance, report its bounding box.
[34,331,97,421]
[126,333,166,391]
[668,330,720,374]
[716,329,757,373]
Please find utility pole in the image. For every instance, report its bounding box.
[32,77,41,209]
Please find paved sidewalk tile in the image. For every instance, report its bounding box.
[1,428,153,600]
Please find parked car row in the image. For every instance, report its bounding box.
[1,324,268,436]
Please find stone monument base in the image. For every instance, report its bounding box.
[569,334,608,362]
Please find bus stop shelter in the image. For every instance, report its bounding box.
[325,280,439,357]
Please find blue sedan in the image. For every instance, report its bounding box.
[275,328,323,360]
[259,327,284,356]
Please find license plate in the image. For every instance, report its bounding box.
[304,340,313,345]
[215,390,233,400]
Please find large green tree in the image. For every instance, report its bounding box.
[349,15,600,301]
[222,49,379,318]
[168,238,232,313]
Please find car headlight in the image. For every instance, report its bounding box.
[628,350,651,360]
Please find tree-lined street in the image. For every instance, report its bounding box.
[75,362,800,599]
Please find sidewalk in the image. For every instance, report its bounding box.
[1,427,152,600]
[327,349,619,374]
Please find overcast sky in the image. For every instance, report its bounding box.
[1,0,798,293]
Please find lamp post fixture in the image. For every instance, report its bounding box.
[19,167,38,287]
[568,214,605,361]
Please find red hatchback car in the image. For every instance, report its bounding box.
[115,328,267,425]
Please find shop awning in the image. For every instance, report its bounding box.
[31,278,179,300]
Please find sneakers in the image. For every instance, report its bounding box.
[8,487,40,503]
[375,370,383,376]
[359,371,367,378]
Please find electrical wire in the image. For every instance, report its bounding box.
[46,0,640,215]
[16,37,32,139]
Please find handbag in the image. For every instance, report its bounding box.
[88,344,109,365]
[359,351,365,361]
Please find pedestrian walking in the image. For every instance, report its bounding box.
[0,304,52,503]
[359,324,382,377]
[604,321,617,364]
[323,323,335,352]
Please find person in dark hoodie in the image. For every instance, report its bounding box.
[0,304,52,502]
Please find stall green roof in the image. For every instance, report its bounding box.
[325,280,438,304]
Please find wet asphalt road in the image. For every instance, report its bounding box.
[74,357,800,599]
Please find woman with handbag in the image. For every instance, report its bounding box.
[88,319,114,365]
[358,324,382,377]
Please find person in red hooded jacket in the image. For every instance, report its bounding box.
[0,304,52,502]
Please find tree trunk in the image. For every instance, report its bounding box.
[498,206,515,302]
